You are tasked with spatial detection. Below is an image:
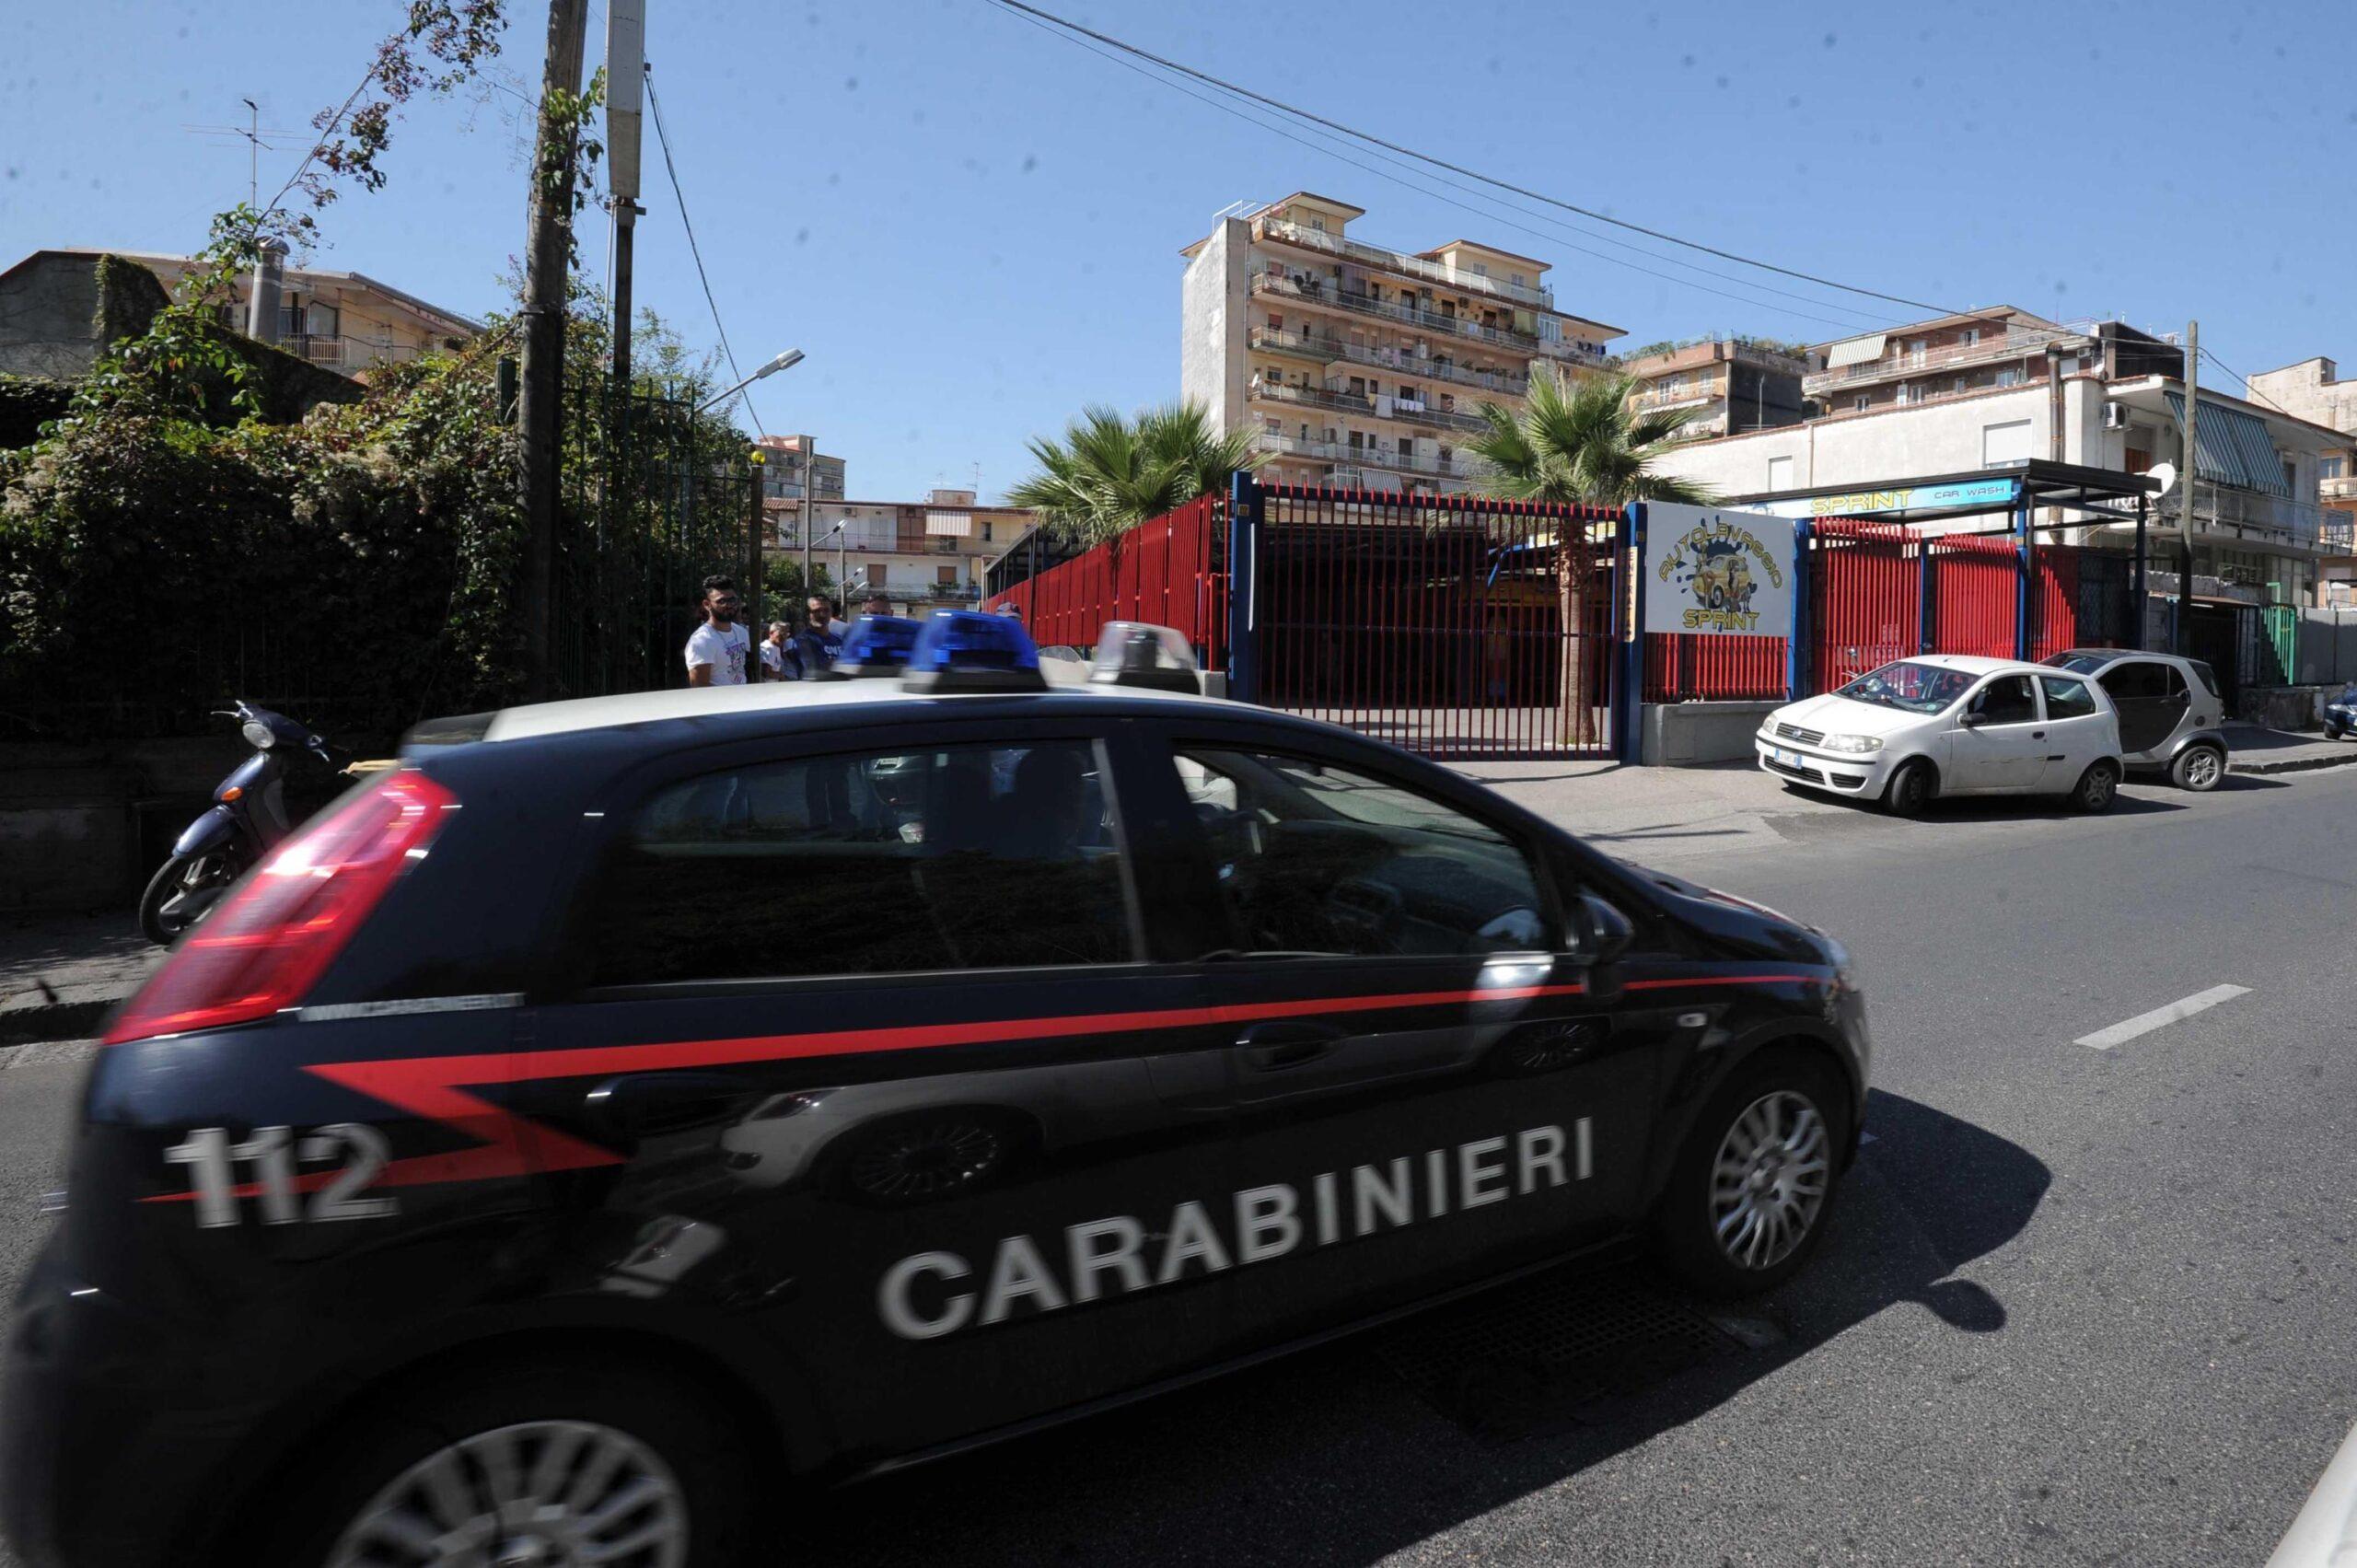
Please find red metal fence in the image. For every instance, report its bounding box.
[984,495,1226,667]
[1809,518,1921,691]
[1926,533,2019,663]
[1254,486,1620,758]
[1643,634,1786,702]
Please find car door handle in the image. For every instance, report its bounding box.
[2031,730,2046,739]
[585,1072,761,1138]
[1235,1021,1344,1071]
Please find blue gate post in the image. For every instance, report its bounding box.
[1786,519,1813,700]
[1918,533,1936,654]
[1617,503,1645,762]
[1225,470,1261,704]
[2014,492,2035,661]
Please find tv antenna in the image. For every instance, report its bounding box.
[183,99,306,211]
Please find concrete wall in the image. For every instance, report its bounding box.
[1639,700,1782,765]
[1179,219,1248,431]
[0,251,128,377]
[0,738,261,912]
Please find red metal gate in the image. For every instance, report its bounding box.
[1250,484,1620,758]
[986,495,1226,667]
[1927,533,2019,662]
[1811,518,1921,690]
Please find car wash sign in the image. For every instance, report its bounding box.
[1643,504,1793,638]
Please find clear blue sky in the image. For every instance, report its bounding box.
[4,0,2351,499]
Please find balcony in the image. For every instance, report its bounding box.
[1247,327,1528,398]
[1251,429,1480,481]
[1251,380,1491,435]
[2154,483,2340,552]
[280,333,424,374]
[1630,381,1725,413]
[2319,473,2357,503]
[1253,214,1555,310]
[1804,326,2094,397]
[1249,273,1596,362]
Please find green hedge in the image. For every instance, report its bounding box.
[0,377,71,450]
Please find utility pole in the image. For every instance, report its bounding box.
[604,0,645,389]
[240,98,260,210]
[517,0,590,703]
[2176,320,2198,656]
[800,436,819,595]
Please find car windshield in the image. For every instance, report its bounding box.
[1836,661,1978,714]
[2041,651,2116,675]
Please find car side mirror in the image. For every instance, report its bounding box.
[1572,892,1633,968]
[1957,711,1986,727]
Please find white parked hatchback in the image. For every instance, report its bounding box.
[1757,655,2126,816]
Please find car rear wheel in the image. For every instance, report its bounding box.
[2169,744,2224,793]
[1652,1048,1850,1298]
[2071,760,2119,813]
[1881,759,1933,817]
[261,1360,755,1568]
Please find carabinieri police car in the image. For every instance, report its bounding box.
[1,612,1869,1568]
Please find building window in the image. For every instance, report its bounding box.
[866,563,888,587]
[1853,395,1868,413]
[1509,272,1526,288]
[1981,418,2033,466]
[1962,326,1981,347]
[2321,457,2345,481]
[1767,455,1794,491]
[936,566,957,586]
[1995,366,2024,388]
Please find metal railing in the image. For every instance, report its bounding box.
[1249,273,1598,361]
[1252,429,1479,479]
[1254,215,1555,309]
[1804,326,2094,393]
[1247,327,1529,397]
[1251,381,1491,434]
[1630,382,1724,412]
[280,333,425,372]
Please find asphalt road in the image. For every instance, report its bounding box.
[3,766,2353,1566]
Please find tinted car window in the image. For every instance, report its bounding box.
[1970,675,2038,726]
[591,741,1133,984]
[2038,675,2098,720]
[2102,662,2167,702]
[2042,651,2115,676]
[2189,661,2223,698]
[1176,749,1549,958]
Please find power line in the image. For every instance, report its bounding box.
[644,68,763,433]
[2199,345,2307,424]
[983,0,1968,321]
[984,2,1887,338]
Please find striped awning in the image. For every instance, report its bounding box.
[1824,332,1887,370]
[2165,391,2290,497]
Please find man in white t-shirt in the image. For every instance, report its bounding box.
[684,575,752,687]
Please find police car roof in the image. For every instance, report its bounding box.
[474,671,1225,745]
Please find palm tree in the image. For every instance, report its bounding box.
[1007,401,1259,552]
[1467,367,1718,740]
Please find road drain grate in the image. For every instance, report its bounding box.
[1370,1264,1733,1441]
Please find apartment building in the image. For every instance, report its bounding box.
[1180,192,1624,495]
[1620,337,1812,442]
[1804,308,2185,420]
[0,248,477,380]
[753,434,847,507]
[776,488,1038,611]
[1653,336,2343,605]
[2243,357,2357,561]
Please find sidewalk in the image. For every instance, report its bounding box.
[0,913,159,1045]
[2222,723,2357,774]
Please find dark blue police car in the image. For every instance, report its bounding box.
[1,612,1869,1567]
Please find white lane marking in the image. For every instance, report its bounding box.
[2074,984,2250,1051]
[2266,1417,2357,1566]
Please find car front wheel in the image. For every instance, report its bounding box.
[2071,760,2120,813]
[261,1359,755,1568]
[1653,1048,1850,1297]
[2169,744,2224,792]
[1881,758,1933,817]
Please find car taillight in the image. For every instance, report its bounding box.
[105,772,459,1044]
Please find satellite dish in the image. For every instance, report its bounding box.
[2143,461,2177,499]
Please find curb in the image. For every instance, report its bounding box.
[0,999,112,1047]
[2232,748,2357,776]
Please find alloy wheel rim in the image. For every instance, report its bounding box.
[2185,750,2220,788]
[848,1121,1003,1201]
[2086,768,2114,806]
[1709,1090,1830,1272]
[326,1420,689,1568]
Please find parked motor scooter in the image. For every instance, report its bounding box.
[139,701,338,946]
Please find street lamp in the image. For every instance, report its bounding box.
[698,347,804,415]
[807,517,851,615]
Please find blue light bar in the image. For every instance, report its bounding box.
[901,609,1049,693]
[835,614,923,677]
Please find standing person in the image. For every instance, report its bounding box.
[760,621,796,681]
[684,576,751,687]
[793,598,845,678]
[859,593,894,620]
[807,595,849,640]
